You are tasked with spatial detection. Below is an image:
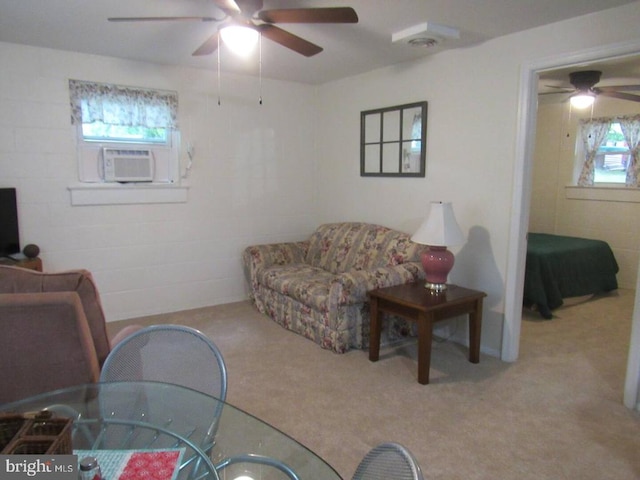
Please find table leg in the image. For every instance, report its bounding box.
[417,313,433,384]
[369,297,381,362]
[468,298,484,363]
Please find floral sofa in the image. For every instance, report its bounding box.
[242,222,426,353]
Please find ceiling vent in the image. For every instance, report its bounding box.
[392,22,460,48]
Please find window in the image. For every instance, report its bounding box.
[593,122,630,184]
[360,101,427,177]
[69,79,180,185]
[575,115,640,188]
[81,123,168,144]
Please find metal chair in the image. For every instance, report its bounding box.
[99,325,228,479]
[100,324,227,400]
[352,442,424,480]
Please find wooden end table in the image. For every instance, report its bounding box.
[368,283,487,385]
[0,256,42,271]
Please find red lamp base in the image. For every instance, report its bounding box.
[420,246,455,291]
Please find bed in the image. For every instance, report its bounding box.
[524,233,619,319]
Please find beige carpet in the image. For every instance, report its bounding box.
[108,289,640,480]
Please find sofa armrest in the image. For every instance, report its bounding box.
[0,291,101,404]
[242,241,309,293]
[331,262,425,305]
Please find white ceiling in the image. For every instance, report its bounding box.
[0,0,638,85]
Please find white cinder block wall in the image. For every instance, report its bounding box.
[0,42,318,320]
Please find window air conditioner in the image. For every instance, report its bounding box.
[102,148,154,182]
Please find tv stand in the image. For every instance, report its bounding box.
[0,256,42,271]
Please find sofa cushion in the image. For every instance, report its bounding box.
[259,264,334,312]
[305,223,422,274]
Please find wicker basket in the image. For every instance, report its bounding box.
[0,414,26,452]
[0,412,72,455]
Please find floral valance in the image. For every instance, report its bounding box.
[579,114,640,128]
[69,79,178,129]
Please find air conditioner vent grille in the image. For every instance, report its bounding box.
[103,148,154,182]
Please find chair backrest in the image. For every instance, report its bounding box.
[0,266,111,364]
[352,442,424,480]
[99,324,227,401]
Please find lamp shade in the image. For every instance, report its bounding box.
[411,201,465,247]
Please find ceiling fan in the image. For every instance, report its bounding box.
[108,0,359,57]
[543,70,640,104]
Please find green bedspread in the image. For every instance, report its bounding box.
[524,233,619,319]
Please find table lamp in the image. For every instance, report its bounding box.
[411,201,465,291]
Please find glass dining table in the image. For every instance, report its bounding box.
[0,381,342,480]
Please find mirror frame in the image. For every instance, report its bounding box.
[360,101,428,177]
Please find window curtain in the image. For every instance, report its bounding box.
[618,114,640,187]
[69,79,178,129]
[577,118,611,186]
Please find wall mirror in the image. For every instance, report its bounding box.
[360,101,427,177]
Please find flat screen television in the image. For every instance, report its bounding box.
[0,188,20,258]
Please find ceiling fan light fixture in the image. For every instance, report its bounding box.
[570,91,596,109]
[220,25,259,56]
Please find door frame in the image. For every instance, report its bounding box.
[503,38,640,410]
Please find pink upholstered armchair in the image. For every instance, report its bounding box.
[0,266,141,404]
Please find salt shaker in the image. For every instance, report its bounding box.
[79,456,102,480]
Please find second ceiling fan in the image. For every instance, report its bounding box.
[544,70,640,105]
[108,0,359,57]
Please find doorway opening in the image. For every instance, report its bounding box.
[503,39,640,410]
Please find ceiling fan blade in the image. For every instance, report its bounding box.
[192,32,220,56]
[257,24,322,57]
[108,16,220,22]
[598,84,640,92]
[235,0,264,16]
[599,90,640,102]
[538,91,571,96]
[258,7,358,24]
[543,85,574,92]
[212,0,241,14]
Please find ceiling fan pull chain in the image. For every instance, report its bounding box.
[566,103,573,138]
[259,33,263,105]
[217,44,222,106]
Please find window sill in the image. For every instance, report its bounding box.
[565,185,640,203]
[68,183,189,206]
